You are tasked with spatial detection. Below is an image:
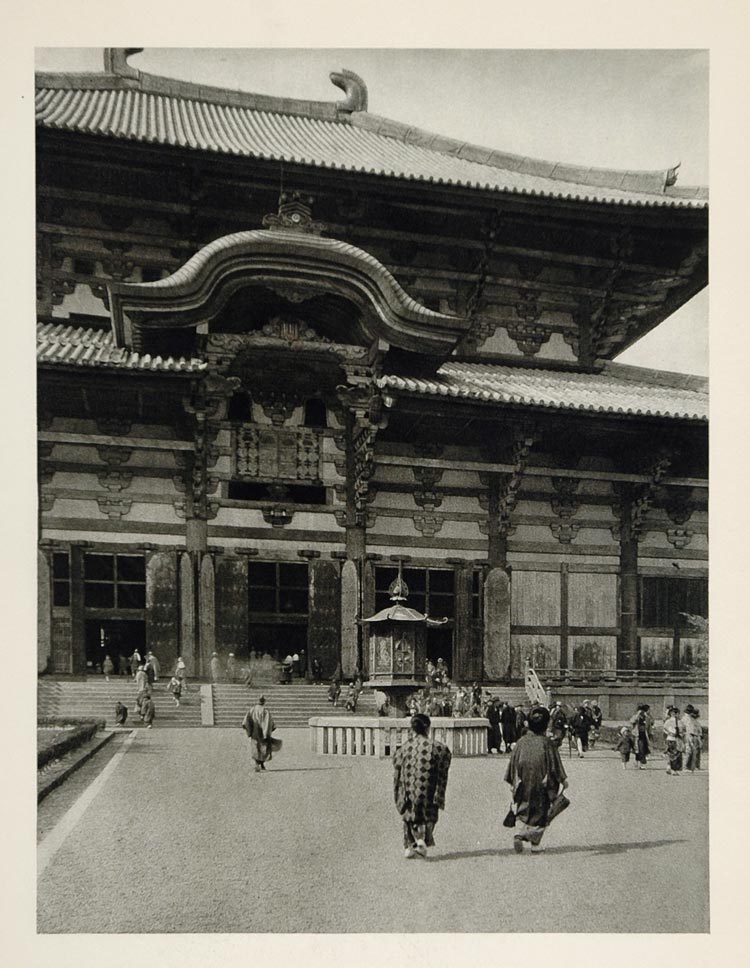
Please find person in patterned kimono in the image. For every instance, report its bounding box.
[392,713,452,859]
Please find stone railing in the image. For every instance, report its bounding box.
[309,716,488,758]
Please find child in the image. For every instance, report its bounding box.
[114,702,128,727]
[614,725,636,768]
[167,675,182,707]
[327,679,341,707]
[344,682,358,713]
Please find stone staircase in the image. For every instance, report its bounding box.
[37,679,532,729]
[482,687,530,706]
[213,683,377,728]
[37,678,203,729]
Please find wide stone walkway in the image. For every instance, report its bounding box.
[37,728,708,933]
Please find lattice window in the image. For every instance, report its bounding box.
[83,553,146,609]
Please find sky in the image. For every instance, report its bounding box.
[36,47,709,375]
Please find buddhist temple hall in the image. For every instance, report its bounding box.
[35,49,708,716]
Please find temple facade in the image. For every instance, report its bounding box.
[36,50,708,703]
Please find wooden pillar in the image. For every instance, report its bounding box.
[215,554,249,657]
[308,559,341,679]
[146,551,180,672]
[483,567,511,680]
[38,549,52,674]
[198,553,216,678]
[179,552,197,677]
[340,558,359,678]
[560,562,569,671]
[69,544,86,675]
[361,558,376,676]
[486,474,507,567]
[619,493,639,670]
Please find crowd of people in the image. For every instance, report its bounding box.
[110,651,190,730]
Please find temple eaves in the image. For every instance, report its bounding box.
[34,47,707,208]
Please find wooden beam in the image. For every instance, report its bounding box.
[378,454,707,488]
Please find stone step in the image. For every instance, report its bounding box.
[212,683,378,727]
[38,680,533,728]
[38,682,204,728]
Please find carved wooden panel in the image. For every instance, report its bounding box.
[146,551,179,671]
[215,556,249,657]
[235,426,322,481]
[511,571,560,626]
[308,559,340,678]
[511,634,560,678]
[640,635,673,670]
[568,573,617,627]
[569,635,617,671]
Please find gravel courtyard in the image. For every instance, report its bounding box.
[37,727,708,934]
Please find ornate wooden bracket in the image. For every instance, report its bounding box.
[458,210,501,352]
[627,452,672,540]
[182,374,240,519]
[337,383,388,528]
[497,423,540,535]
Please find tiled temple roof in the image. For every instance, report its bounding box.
[378,361,708,421]
[38,323,707,421]
[37,323,206,373]
[35,53,707,210]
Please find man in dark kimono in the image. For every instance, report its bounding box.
[486,698,502,753]
[392,714,452,859]
[505,705,568,853]
[549,700,568,748]
[500,702,517,752]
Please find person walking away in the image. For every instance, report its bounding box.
[130,649,142,679]
[281,655,294,684]
[210,652,222,684]
[685,708,703,772]
[549,701,568,749]
[134,665,149,714]
[570,702,593,757]
[505,705,569,853]
[145,658,156,688]
[114,701,128,726]
[487,698,502,753]
[242,695,276,772]
[174,656,188,695]
[663,707,686,775]
[589,701,603,748]
[392,713,452,859]
[167,675,182,707]
[226,653,237,684]
[102,654,114,682]
[614,725,636,768]
[146,651,160,683]
[140,693,155,728]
